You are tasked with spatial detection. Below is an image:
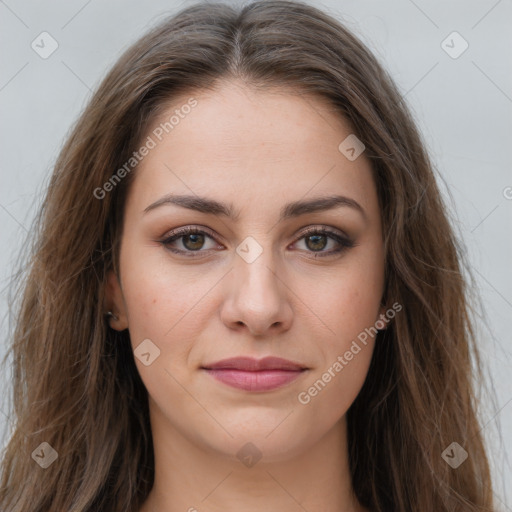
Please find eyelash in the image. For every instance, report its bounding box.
[158,225,355,259]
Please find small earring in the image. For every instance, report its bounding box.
[106,310,119,321]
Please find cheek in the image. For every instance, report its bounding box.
[297,247,383,411]
[308,256,384,346]
[119,246,232,393]
[120,245,210,337]
[118,251,196,368]
[295,269,380,431]
[296,338,375,441]
[306,279,378,400]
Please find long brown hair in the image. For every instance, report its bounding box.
[0,1,496,510]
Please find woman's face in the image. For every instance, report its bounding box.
[107,80,386,461]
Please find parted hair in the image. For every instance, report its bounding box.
[0,1,495,510]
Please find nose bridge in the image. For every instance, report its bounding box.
[221,235,292,335]
[234,238,282,308]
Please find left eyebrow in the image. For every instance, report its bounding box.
[281,195,367,222]
[143,193,367,222]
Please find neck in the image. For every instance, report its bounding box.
[140,405,365,512]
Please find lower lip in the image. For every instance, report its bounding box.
[203,369,305,391]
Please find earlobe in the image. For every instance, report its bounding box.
[375,304,389,331]
[104,270,129,330]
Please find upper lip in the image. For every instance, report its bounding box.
[201,356,307,371]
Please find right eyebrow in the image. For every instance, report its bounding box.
[143,193,367,222]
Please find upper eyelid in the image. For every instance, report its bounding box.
[161,225,350,247]
[163,224,345,237]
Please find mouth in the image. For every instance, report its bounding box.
[200,356,309,392]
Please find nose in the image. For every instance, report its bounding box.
[219,249,293,337]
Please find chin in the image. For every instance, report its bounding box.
[195,418,322,465]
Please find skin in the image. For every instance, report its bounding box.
[106,79,387,512]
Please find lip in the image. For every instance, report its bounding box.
[201,356,308,392]
[202,356,307,371]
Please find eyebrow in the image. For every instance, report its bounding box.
[143,193,367,222]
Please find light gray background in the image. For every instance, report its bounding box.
[0,0,511,507]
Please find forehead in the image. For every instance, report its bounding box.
[127,80,377,218]
[148,81,350,157]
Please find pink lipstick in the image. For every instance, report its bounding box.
[201,356,307,392]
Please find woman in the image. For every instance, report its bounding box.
[0,1,496,510]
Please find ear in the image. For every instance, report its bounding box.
[104,270,129,330]
[375,303,390,331]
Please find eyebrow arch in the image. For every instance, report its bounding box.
[143,193,367,222]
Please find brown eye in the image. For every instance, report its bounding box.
[182,233,206,251]
[294,227,355,258]
[160,226,221,257]
[305,234,328,251]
